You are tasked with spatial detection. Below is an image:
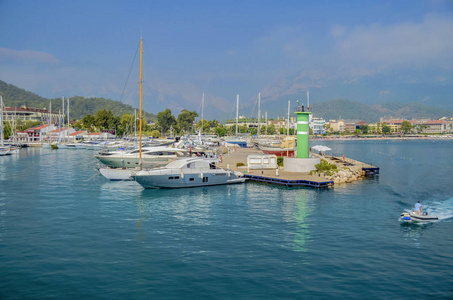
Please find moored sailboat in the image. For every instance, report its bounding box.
[99,37,150,181]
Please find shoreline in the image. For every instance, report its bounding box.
[309,135,453,141]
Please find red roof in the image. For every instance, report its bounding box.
[423,120,447,125]
[356,121,368,126]
[69,130,86,136]
[88,132,102,135]
[51,127,69,133]
[385,120,406,124]
[3,107,57,114]
[29,124,50,131]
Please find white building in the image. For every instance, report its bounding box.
[310,116,326,134]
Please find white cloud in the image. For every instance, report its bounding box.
[0,47,59,64]
[335,14,453,69]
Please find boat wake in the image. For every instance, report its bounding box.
[399,197,453,224]
[425,197,453,221]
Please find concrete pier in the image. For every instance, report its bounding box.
[218,146,379,188]
[218,147,333,188]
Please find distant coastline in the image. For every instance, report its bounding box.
[310,135,453,141]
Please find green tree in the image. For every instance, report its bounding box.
[177,109,198,132]
[121,114,135,135]
[382,123,391,134]
[2,121,12,139]
[94,109,115,130]
[239,124,248,133]
[157,109,176,135]
[82,114,95,131]
[17,120,40,131]
[214,125,226,136]
[210,120,220,128]
[150,130,160,138]
[400,120,413,134]
[195,119,211,133]
[359,125,369,134]
[376,122,382,134]
[266,124,276,135]
[72,120,83,131]
[227,125,236,135]
[415,124,428,133]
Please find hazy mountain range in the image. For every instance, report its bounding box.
[1,79,451,123]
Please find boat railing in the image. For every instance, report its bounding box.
[146,167,227,176]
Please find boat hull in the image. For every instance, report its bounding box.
[99,167,134,181]
[97,156,177,168]
[133,171,245,189]
[400,212,438,223]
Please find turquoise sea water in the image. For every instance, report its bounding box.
[1,139,452,299]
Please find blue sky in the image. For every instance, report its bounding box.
[1,0,452,119]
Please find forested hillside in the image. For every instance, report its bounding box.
[0,80,156,122]
[310,99,452,122]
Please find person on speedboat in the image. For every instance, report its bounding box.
[414,201,422,214]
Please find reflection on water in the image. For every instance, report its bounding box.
[400,222,435,247]
[293,190,312,252]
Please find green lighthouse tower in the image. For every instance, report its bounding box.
[295,109,311,158]
[284,100,319,173]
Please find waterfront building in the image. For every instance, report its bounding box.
[3,106,59,123]
[344,122,359,133]
[86,132,115,140]
[422,120,453,134]
[16,124,56,143]
[309,117,326,135]
[49,127,76,142]
[69,130,87,141]
[328,120,345,132]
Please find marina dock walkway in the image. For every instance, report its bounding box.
[218,147,334,188]
[218,146,379,187]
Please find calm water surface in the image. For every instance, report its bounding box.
[1,139,452,299]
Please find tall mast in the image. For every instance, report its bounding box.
[265,112,267,135]
[139,37,143,167]
[62,97,65,143]
[287,100,290,156]
[201,93,204,135]
[235,94,239,136]
[287,100,290,137]
[0,96,4,147]
[67,98,69,141]
[134,109,137,137]
[62,96,65,128]
[258,92,261,136]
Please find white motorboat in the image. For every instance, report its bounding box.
[95,146,188,168]
[400,211,439,223]
[0,147,11,156]
[99,166,135,181]
[131,157,246,189]
[75,140,103,150]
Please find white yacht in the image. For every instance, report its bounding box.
[98,166,136,181]
[75,140,103,150]
[95,146,188,168]
[131,157,246,189]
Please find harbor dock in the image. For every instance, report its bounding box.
[218,146,379,188]
[218,147,334,188]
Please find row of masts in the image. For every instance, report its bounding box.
[216,90,310,137]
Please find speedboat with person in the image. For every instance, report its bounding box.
[400,210,439,223]
[131,157,246,189]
